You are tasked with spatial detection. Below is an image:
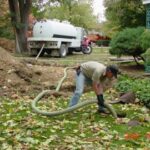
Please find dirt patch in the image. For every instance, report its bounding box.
[119,64,145,78]
[0,46,147,100]
[0,38,15,53]
[0,47,75,98]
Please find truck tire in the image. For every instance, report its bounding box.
[82,45,92,54]
[59,44,68,57]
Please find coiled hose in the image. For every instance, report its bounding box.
[31,67,117,118]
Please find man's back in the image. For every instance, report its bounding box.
[80,61,106,82]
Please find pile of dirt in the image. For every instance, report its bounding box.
[0,46,35,97]
[0,47,74,98]
[0,37,15,53]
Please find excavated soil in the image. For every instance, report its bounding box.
[0,46,75,99]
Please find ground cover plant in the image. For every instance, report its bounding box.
[115,75,150,108]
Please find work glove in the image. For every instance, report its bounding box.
[97,94,105,108]
[97,94,110,114]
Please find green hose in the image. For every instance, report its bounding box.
[31,67,117,118]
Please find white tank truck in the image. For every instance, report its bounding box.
[27,19,92,58]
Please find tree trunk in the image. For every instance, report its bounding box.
[8,0,31,54]
[133,56,140,65]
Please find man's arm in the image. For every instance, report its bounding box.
[92,81,105,108]
[92,81,103,95]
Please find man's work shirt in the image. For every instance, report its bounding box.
[80,61,115,90]
[80,61,106,83]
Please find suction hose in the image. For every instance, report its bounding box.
[31,67,117,118]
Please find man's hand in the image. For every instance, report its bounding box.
[92,82,103,95]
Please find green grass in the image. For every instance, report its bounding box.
[25,47,112,66]
[0,92,149,150]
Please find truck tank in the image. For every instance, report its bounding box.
[33,20,77,39]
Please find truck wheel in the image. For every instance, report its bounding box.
[82,45,92,54]
[59,44,68,57]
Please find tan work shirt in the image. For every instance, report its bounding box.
[80,61,115,90]
[80,61,106,83]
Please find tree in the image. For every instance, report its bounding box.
[104,0,146,36]
[8,0,32,53]
[43,0,97,30]
[0,1,13,39]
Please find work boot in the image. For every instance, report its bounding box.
[97,107,110,114]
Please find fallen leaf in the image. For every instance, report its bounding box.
[146,132,150,140]
[80,133,86,137]
[127,120,140,127]
[84,137,101,142]
[124,133,140,140]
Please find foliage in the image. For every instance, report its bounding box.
[109,27,145,57]
[96,40,110,47]
[31,0,51,19]
[141,31,150,72]
[100,21,121,38]
[0,1,14,39]
[0,26,14,40]
[43,1,97,30]
[141,29,150,50]
[103,0,146,36]
[115,75,150,108]
[142,48,150,66]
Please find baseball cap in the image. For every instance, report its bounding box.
[107,65,119,78]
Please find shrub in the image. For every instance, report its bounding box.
[115,75,150,108]
[141,29,150,50]
[109,27,145,57]
[142,48,150,66]
[96,40,110,47]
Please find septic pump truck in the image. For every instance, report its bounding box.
[27,19,92,58]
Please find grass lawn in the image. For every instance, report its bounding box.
[28,47,112,66]
[0,92,149,150]
[0,47,149,149]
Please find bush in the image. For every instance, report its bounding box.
[96,40,110,47]
[109,27,145,57]
[141,29,150,50]
[142,48,150,66]
[115,75,150,108]
[142,48,150,72]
